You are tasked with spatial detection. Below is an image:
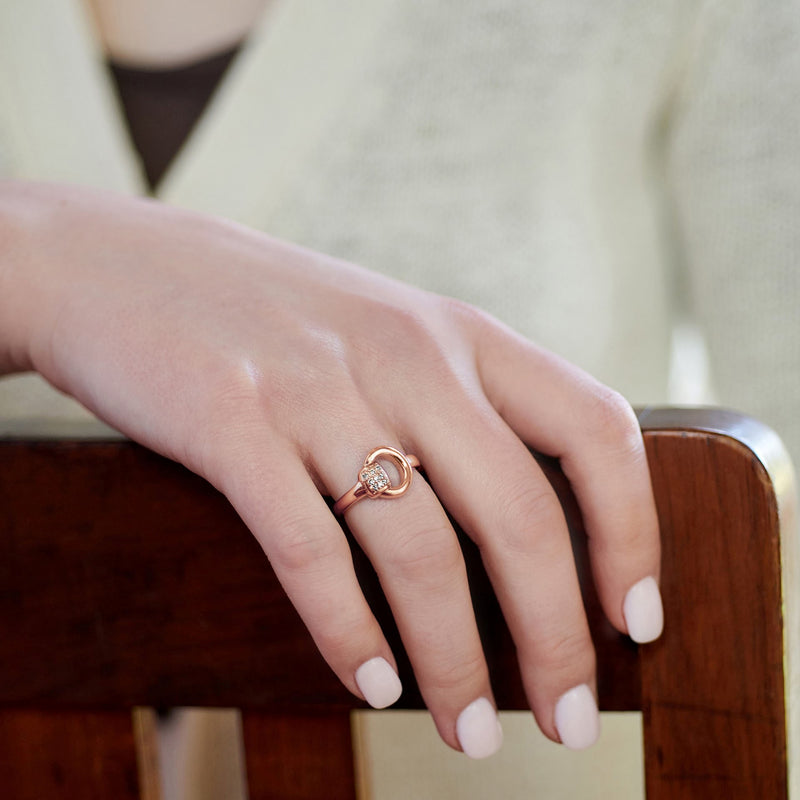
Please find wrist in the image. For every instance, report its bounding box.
[0,180,71,378]
[0,181,38,374]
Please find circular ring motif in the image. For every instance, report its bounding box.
[333,446,420,515]
[364,446,414,497]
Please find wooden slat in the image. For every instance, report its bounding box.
[641,429,787,799]
[0,710,140,799]
[242,712,356,800]
[133,707,163,800]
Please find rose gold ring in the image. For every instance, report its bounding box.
[333,446,420,516]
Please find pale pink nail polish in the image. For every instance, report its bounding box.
[554,684,600,750]
[623,576,664,643]
[456,697,503,759]
[355,657,402,709]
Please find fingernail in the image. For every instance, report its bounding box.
[554,684,600,750]
[623,576,664,643]
[456,697,503,759]
[355,657,403,708]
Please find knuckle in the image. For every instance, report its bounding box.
[353,300,457,377]
[313,611,371,661]
[536,628,596,678]
[277,338,350,409]
[206,357,266,416]
[339,296,481,419]
[490,476,563,554]
[193,361,270,462]
[204,334,352,431]
[426,651,487,694]
[440,294,495,336]
[357,300,434,352]
[582,385,641,451]
[382,526,463,587]
[269,521,342,577]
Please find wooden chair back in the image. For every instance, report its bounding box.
[0,407,796,799]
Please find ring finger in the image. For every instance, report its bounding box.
[315,427,503,759]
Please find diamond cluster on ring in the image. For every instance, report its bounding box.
[361,463,391,496]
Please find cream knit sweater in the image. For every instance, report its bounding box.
[1,0,798,456]
[0,1,798,796]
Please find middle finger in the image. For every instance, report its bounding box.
[410,400,600,750]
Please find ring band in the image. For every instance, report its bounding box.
[333,446,420,516]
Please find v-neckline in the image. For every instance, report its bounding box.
[2,0,397,227]
[154,0,399,226]
[107,42,246,194]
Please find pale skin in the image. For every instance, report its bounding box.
[0,0,662,757]
[84,0,269,67]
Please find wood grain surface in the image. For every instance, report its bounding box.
[641,430,786,799]
[0,710,140,799]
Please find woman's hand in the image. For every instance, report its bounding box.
[0,181,662,757]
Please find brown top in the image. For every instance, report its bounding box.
[107,44,242,192]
